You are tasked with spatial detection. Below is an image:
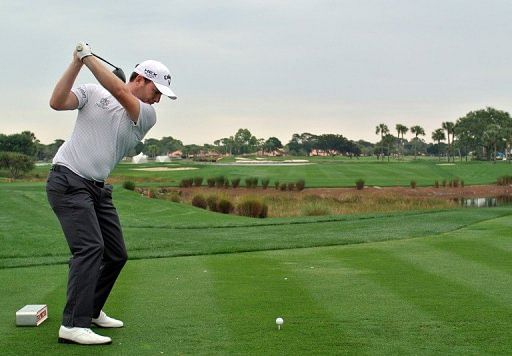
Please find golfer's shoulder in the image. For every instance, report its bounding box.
[140,101,156,116]
[138,102,157,127]
[76,83,107,98]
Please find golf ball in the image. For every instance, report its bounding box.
[276,317,284,325]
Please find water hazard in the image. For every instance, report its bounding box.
[455,196,512,207]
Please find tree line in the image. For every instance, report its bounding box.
[373,107,512,161]
[1,107,511,178]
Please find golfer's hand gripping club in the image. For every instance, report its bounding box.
[75,42,93,62]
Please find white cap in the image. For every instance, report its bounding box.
[134,60,177,100]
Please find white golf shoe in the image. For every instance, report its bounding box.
[91,310,124,328]
[58,326,112,345]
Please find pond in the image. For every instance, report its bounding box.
[455,196,512,207]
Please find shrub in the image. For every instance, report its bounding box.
[410,180,416,189]
[179,178,193,188]
[461,180,465,187]
[147,188,157,198]
[193,177,203,187]
[169,192,181,203]
[441,179,447,187]
[452,177,460,188]
[259,203,268,218]
[191,194,207,209]
[123,180,136,191]
[215,176,226,188]
[245,177,258,188]
[497,175,512,185]
[218,199,235,214]
[434,180,439,188]
[237,198,268,218]
[355,179,365,190]
[261,178,270,189]
[207,178,216,187]
[274,181,280,190]
[231,177,241,188]
[296,179,305,191]
[279,183,287,191]
[224,179,230,188]
[287,182,295,191]
[206,195,219,211]
[0,151,35,179]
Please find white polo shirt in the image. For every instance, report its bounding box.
[53,84,157,182]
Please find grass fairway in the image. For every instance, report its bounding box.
[100,158,512,187]
[2,214,512,354]
[1,181,512,353]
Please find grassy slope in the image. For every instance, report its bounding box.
[1,183,510,268]
[2,215,512,354]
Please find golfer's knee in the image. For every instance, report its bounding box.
[111,248,128,266]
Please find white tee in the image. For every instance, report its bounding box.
[53,84,157,181]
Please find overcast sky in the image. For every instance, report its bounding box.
[1,1,511,145]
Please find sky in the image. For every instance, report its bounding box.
[1,0,511,145]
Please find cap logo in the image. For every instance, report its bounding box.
[164,74,171,85]
[144,69,158,79]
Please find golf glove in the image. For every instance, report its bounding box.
[76,42,93,62]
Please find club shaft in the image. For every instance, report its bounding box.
[92,53,118,70]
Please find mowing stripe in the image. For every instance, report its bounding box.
[334,245,511,354]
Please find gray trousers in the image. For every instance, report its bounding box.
[46,165,127,328]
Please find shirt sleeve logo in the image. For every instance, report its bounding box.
[96,97,111,110]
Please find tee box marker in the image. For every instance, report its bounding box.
[16,305,48,326]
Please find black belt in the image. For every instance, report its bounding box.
[51,165,105,188]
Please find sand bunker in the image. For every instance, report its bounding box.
[227,159,311,166]
[131,167,198,172]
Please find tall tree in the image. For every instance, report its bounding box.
[375,124,389,159]
[0,131,38,156]
[431,129,446,161]
[395,124,408,158]
[442,121,455,162]
[483,124,501,162]
[410,125,425,159]
[455,107,512,160]
[264,137,283,154]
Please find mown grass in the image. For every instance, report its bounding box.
[2,213,512,354]
[19,158,512,188]
[2,164,512,354]
[1,183,510,268]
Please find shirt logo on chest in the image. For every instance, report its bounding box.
[96,97,111,110]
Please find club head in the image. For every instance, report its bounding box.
[113,68,126,83]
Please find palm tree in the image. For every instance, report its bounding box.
[442,121,455,162]
[375,123,389,159]
[395,124,408,158]
[410,125,425,159]
[432,129,446,161]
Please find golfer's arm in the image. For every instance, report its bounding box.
[82,56,140,122]
[49,60,81,111]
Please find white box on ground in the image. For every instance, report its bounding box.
[16,305,48,326]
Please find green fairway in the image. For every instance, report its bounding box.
[2,213,512,354]
[102,158,512,187]
[2,164,512,354]
[21,158,512,188]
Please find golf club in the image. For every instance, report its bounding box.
[92,53,126,83]
[76,43,126,82]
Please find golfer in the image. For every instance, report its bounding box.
[46,42,176,345]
